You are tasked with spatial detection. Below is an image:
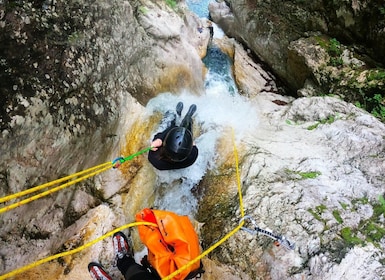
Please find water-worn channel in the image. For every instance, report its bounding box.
[145,0,261,216]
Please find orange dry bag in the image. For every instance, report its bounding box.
[135,208,202,280]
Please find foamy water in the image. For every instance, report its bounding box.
[144,0,259,215]
[145,88,259,215]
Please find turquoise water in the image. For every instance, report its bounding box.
[186,0,238,95]
[147,0,246,215]
[203,45,238,95]
[185,0,215,18]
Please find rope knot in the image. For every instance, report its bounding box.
[112,157,124,169]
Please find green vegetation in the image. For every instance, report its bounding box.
[308,204,326,222]
[340,227,363,246]
[352,196,369,205]
[138,6,149,14]
[285,169,322,180]
[339,201,349,210]
[327,38,342,57]
[332,209,343,224]
[286,113,340,129]
[356,92,385,122]
[307,115,336,130]
[68,31,80,44]
[353,69,385,122]
[378,195,385,208]
[316,36,385,123]
[309,195,385,262]
[373,195,385,218]
[322,38,343,67]
[4,1,24,10]
[368,70,385,81]
[285,119,297,125]
[363,221,385,243]
[165,0,177,9]
[339,196,385,248]
[299,171,321,179]
[307,204,330,232]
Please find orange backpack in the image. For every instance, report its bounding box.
[135,208,203,280]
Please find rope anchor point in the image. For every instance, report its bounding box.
[239,215,295,251]
[112,156,124,169]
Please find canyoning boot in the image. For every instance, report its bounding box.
[186,104,197,117]
[180,104,197,131]
[176,101,183,117]
[113,231,133,260]
[88,262,113,280]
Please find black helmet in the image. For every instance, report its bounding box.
[163,127,193,162]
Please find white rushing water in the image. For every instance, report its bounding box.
[140,0,259,217]
[145,86,259,216]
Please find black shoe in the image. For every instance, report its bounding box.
[180,104,197,131]
[113,231,133,259]
[176,102,183,116]
[185,104,197,118]
[88,262,113,280]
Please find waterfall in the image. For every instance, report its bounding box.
[138,0,258,216]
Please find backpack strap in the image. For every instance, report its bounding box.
[184,261,205,279]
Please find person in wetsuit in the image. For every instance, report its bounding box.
[148,102,198,170]
[88,231,159,280]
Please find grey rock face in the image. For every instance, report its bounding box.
[198,91,385,279]
[1,0,384,279]
[0,0,208,277]
[0,0,207,195]
[209,0,385,100]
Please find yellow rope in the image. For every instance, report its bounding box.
[162,128,244,280]
[0,129,244,280]
[0,164,112,214]
[0,162,111,204]
[232,128,245,219]
[162,223,244,280]
[0,221,157,280]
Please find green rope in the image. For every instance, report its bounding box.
[112,146,152,168]
[123,146,152,161]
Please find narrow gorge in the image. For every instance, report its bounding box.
[1,0,384,279]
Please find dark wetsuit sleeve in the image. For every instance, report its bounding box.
[152,126,174,142]
[148,127,172,170]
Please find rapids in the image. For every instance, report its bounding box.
[133,0,257,217]
[143,90,259,216]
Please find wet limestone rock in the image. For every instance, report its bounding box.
[0,0,209,277]
[209,0,385,104]
[197,80,385,279]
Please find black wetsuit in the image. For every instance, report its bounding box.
[118,250,204,280]
[118,255,160,280]
[148,126,198,170]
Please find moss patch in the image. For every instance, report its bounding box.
[332,209,343,224]
[340,227,363,247]
[196,164,238,250]
[311,196,385,263]
[314,36,385,123]
[307,115,337,130]
[286,169,322,180]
